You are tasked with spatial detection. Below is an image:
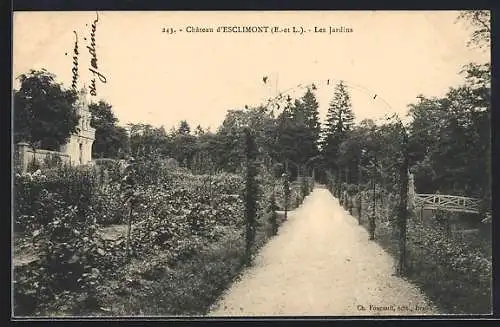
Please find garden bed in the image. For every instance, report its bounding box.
[13,164,308,316]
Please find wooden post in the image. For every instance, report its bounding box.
[397,127,410,276]
[122,159,136,263]
[344,167,349,208]
[244,127,258,266]
[208,168,213,205]
[283,169,290,221]
[408,172,416,212]
[357,161,362,225]
[125,205,133,262]
[337,166,342,202]
[369,176,376,240]
[445,212,452,238]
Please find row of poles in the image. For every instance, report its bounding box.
[334,120,410,275]
[260,74,411,275]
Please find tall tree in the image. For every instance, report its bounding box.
[14,69,80,150]
[89,100,129,158]
[280,97,316,173]
[172,132,197,168]
[408,63,490,199]
[162,120,197,168]
[337,119,379,184]
[194,124,206,136]
[128,123,169,159]
[457,10,490,50]
[178,120,191,135]
[192,130,218,174]
[274,103,295,167]
[301,87,322,147]
[321,81,355,171]
[216,106,277,173]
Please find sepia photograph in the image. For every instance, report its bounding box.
[12,10,491,317]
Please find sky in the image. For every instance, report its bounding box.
[13,11,490,131]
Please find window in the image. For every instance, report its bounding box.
[79,143,83,164]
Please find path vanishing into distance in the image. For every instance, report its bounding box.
[209,187,439,317]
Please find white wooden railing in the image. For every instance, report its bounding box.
[413,193,482,214]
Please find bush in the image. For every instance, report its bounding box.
[91,183,127,225]
[14,171,46,232]
[267,192,279,236]
[93,159,124,185]
[354,188,492,314]
[26,158,42,173]
[123,173,246,264]
[14,161,290,316]
[14,167,98,232]
[405,219,491,314]
[43,153,63,169]
[14,205,111,315]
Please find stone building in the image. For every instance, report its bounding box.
[16,86,95,172]
[59,86,95,165]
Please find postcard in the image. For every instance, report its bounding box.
[12,10,491,318]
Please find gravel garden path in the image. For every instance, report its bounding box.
[209,187,439,316]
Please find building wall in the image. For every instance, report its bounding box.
[60,132,95,165]
[16,142,71,172]
[59,87,96,165]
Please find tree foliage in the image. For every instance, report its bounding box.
[128,123,169,160]
[408,63,490,201]
[14,69,80,150]
[321,81,355,170]
[178,120,191,135]
[89,100,129,159]
[457,10,491,50]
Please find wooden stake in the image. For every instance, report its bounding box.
[357,161,362,224]
[125,204,133,262]
[397,127,410,276]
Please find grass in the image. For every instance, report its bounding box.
[97,230,247,316]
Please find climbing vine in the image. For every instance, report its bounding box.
[243,127,259,265]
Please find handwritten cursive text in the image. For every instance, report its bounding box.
[71,31,79,90]
[87,12,107,96]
